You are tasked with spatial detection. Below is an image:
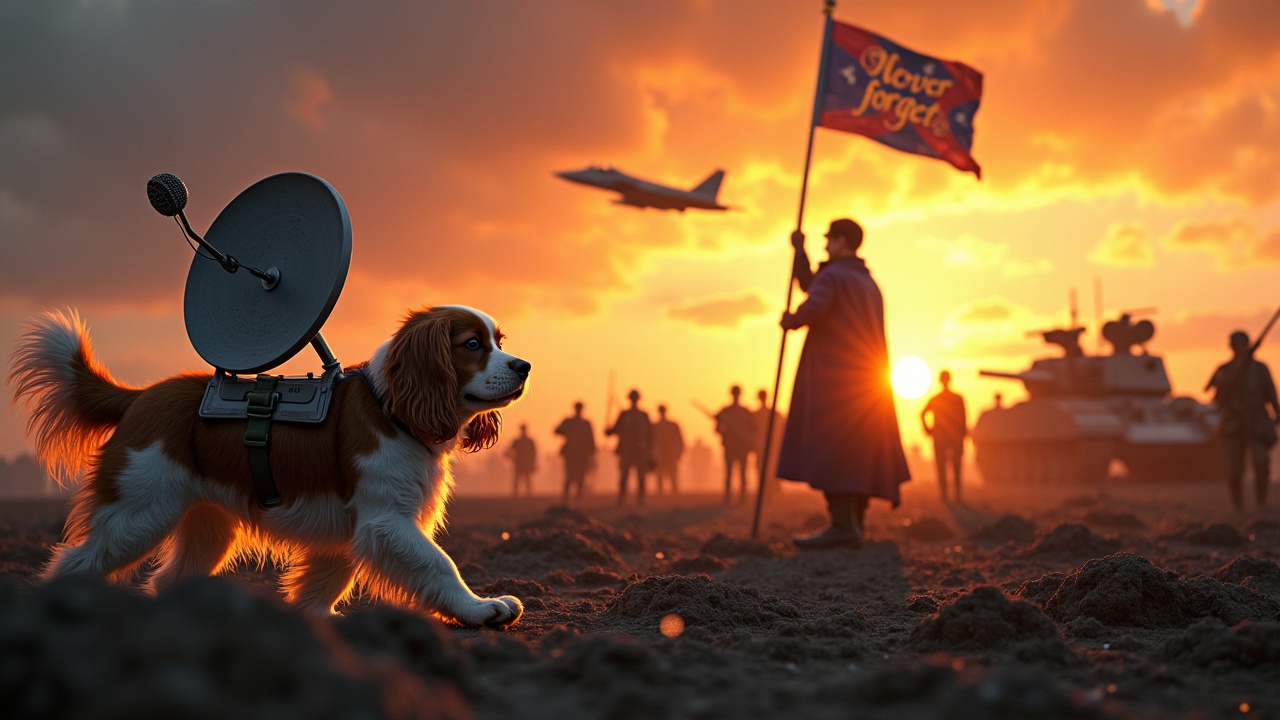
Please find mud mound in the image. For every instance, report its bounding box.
[518,507,642,552]
[482,527,623,573]
[909,586,1066,658]
[1016,572,1067,606]
[335,606,471,692]
[903,517,956,542]
[1026,523,1121,559]
[1213,556,1280,594]
[1164,522,1247,546]
[573,567,628,586]
[531,635,679,718]
[1158,618,1280,671]
[602,575,799,633]
[699,533,775,558]
[0,576,468,720]
[599,574,867,661]
[828,659,1114,718]
[1082,510,1146,530]
[970,514,1037,544]
[669,555,728,574]
[1041,553,1280,629]
[1245,517,1280,542]
[1063,615,1107,639]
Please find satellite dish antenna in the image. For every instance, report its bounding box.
[148,171,351,374]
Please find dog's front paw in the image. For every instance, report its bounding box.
[471,595,522,628]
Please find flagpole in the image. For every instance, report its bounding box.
[751,0,836,540]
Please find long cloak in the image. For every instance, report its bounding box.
[776,255,911,505]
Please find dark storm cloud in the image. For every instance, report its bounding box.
[0,2,814,309]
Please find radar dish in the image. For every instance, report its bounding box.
[184,173,351,374]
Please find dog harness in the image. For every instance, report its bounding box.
[198,369,344,509]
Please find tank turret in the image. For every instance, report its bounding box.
[971,313,1223,485]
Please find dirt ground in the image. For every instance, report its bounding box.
[3,477,1280,719]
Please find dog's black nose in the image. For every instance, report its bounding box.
[509,358,531,378]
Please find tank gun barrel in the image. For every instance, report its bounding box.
[979,369,1056,384]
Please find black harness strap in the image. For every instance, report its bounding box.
[243,374,283,509]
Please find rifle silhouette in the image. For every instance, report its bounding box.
[1204,304,1280,394]
[692,399,757,447]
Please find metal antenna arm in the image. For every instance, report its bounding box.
[177,210,237,272]
[177,210,280,289]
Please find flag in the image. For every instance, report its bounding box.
[813,20,983,177]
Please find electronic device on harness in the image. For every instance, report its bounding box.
[148,171,353,508]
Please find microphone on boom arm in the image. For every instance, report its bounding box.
[147,172,280,290]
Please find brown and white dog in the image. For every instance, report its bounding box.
[8,305,530,627]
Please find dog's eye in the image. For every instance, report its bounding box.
[465,338,482,351]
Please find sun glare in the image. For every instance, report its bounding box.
[891,356,932,400]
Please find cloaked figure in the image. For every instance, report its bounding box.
[715,385,756,503]
[651,404,686,494]
[921,370,968,502]
[778,218,910,548]
[1206,330,1279,512]
[505,423,538,497]
[606,389,653,505]
[554,401,596,504]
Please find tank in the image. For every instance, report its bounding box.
[971,314,1224,485]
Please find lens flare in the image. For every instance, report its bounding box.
[891,355,931,400]
[660,613,685,638]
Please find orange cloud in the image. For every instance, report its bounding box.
[1161,217,1280,267]
[1090,221,1154,267]
[665,292,768,329]
[1157,307,1276,350]
[287,67,334,131]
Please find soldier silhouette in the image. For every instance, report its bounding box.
[753,388,786,501]
[688,437,713,491]
[651,404,685,495]
[1207,330,1279,512]
[505,423,537,497]
[715,385,756,503]
[921,370,968,502]
[554,401,596,504]
[606,389,653,505]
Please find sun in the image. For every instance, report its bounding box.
[891,355,932,400]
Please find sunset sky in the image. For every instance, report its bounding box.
[3,0,1279,478]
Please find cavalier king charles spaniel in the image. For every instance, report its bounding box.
[9,305,530,627]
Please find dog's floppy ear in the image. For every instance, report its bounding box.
[385,310,459,445]
[462,410,502,452]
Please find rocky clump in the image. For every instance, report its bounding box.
[1037,553,1280,629]
[1158,618,1280,671]
[0,576,469,720]
[970,514,1037,545]
[1025,524,1121,559]
[909,586,1068,661]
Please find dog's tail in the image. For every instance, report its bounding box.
[8,310,143,485]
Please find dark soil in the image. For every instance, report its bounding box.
[5,479,1280,719]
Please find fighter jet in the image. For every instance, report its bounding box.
[555,165,728,211]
